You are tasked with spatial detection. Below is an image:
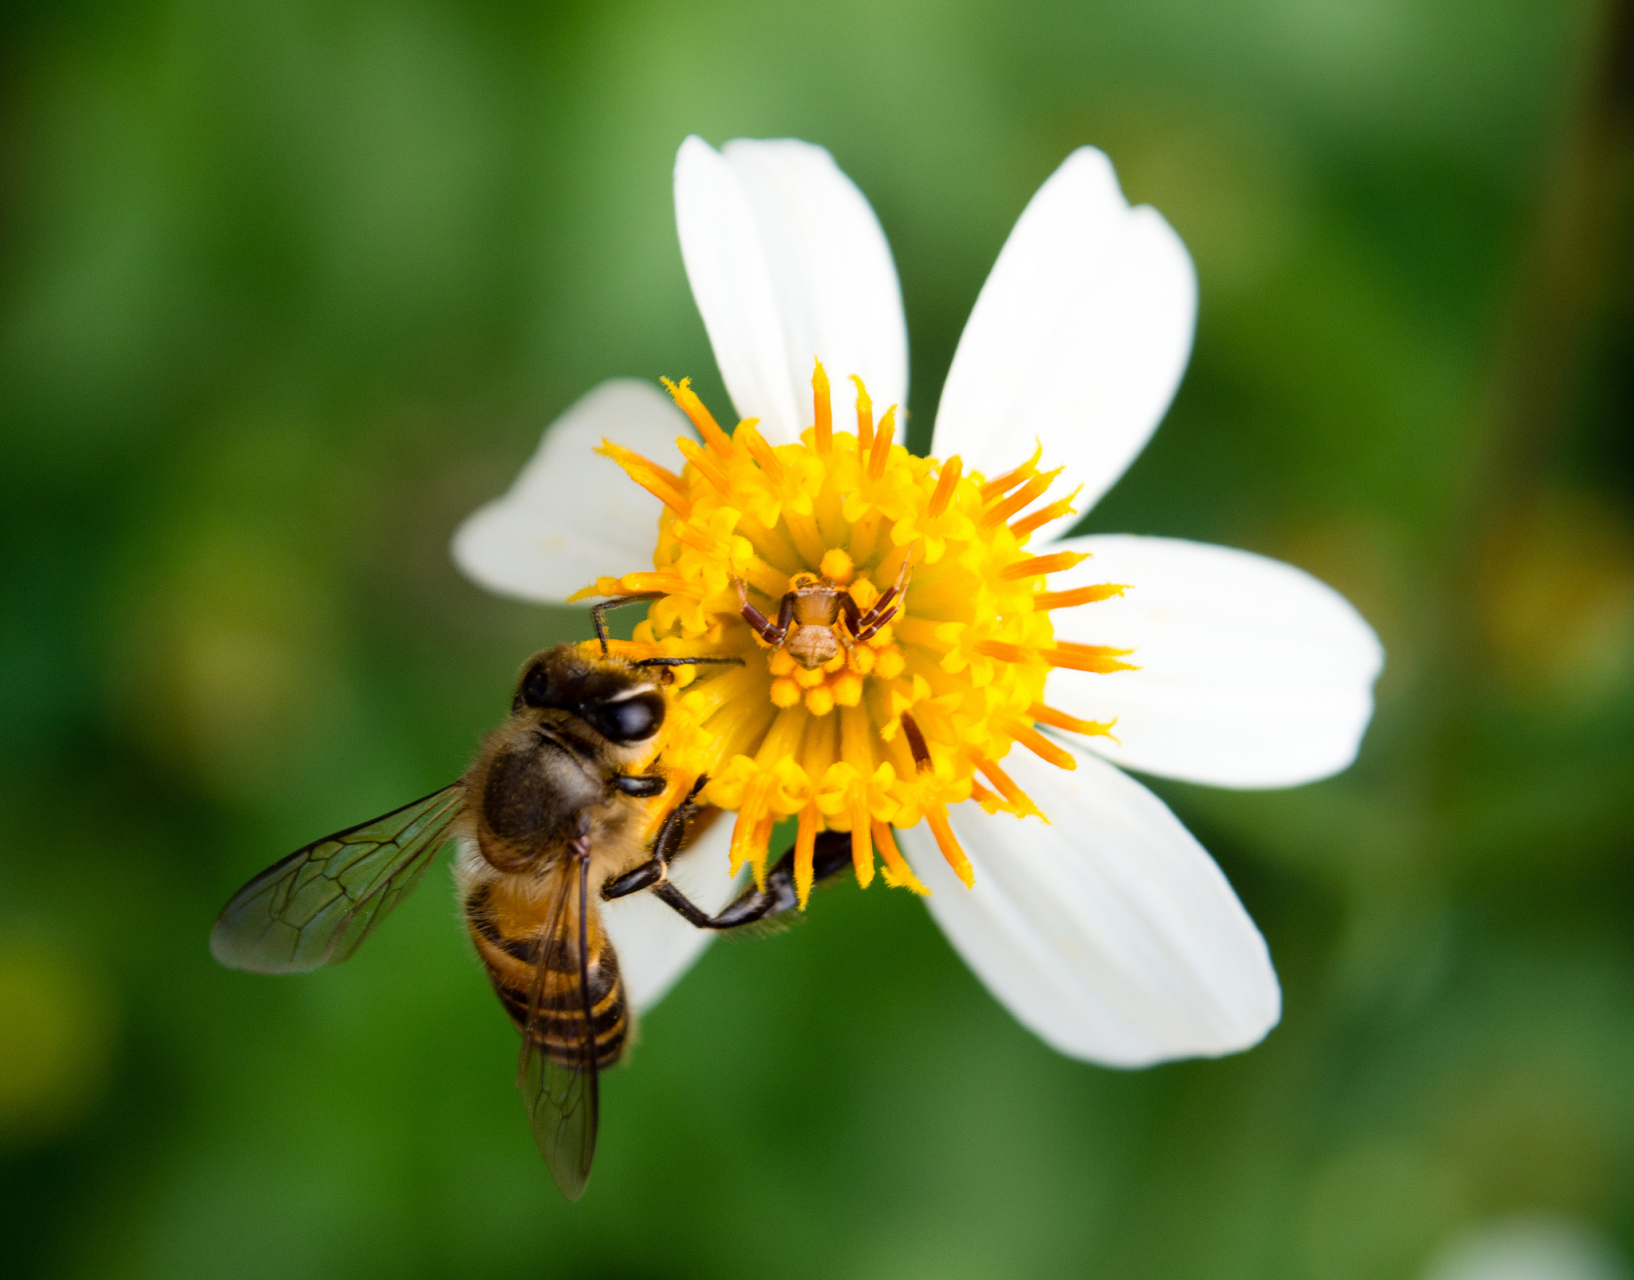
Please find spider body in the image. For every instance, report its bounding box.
[736,565,910,670]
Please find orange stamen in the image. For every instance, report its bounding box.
[812,360,832,455]
[869,407,896,480]
[924,804,974,886]
[851,375,874,453]
[734,419,785,486]
[1033,583,1128,610]
[982,468,1060,528]
[675,437,734,496]
[977,443,1042,501]
[975,757,1041,819]
[566,571,690,604]
[794,803,820,908]
[975,639,1031,665]
[1027,702,1118,737]
[662,377,734,456]
[1010,722,1076,771]
[928,455,962,516]
[597,441,692,516]
[849,788,874,889]
[1000,550,1090,580]
[1042,642,1137,673]
[1008,486,1082,539]
[872,821,929,894]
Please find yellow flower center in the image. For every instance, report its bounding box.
[573,362,1133,905]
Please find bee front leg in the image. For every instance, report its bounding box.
[645,831,854,930]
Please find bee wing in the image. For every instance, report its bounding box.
[210,784,465,974]
[518,855,601,1201]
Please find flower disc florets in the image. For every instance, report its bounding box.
[574,363,1132,906]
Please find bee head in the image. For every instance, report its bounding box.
[512,645,666,746]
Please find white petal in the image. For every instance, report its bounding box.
[900,743,1279,1066]
[674,135,907,445]
[1045,535,1384,788]
[931,148,1196,537]
[451,380,685,604]
[600,814,741,1014]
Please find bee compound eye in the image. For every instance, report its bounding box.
[592,693,664,743]
[518,663,553,708]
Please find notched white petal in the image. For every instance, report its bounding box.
[675,135,907,445]
[1046,535,1384,788]
[600,814,740,1014]
[902,745,1280,1067]
[932,147,1196,537]
[451,380,684,605]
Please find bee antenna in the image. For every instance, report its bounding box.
[588,592,667,654]
[631,656,745,669]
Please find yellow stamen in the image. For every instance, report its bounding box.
[819,548,854,584]
[928,455,962,517]
[812,360,832,454]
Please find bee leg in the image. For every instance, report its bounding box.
[601,776,708,900]
[646,831,853,930]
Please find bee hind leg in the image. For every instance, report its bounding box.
[642,831,853,931]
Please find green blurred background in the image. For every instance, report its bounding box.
[3,1,1632,1277]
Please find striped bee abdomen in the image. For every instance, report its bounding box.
[464,878,628,1070]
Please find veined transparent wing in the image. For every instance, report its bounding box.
[210,784,464,974]
[519,855,602,1201]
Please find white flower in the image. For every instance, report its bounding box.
[452,136,1383,1067]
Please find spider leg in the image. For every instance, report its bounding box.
[736,579,793,647]
[854,550,916,635]
[838,591,863,640]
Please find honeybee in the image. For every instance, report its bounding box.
[211,598,852,1199]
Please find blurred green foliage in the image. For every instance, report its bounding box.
[3,1,1632,1277]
